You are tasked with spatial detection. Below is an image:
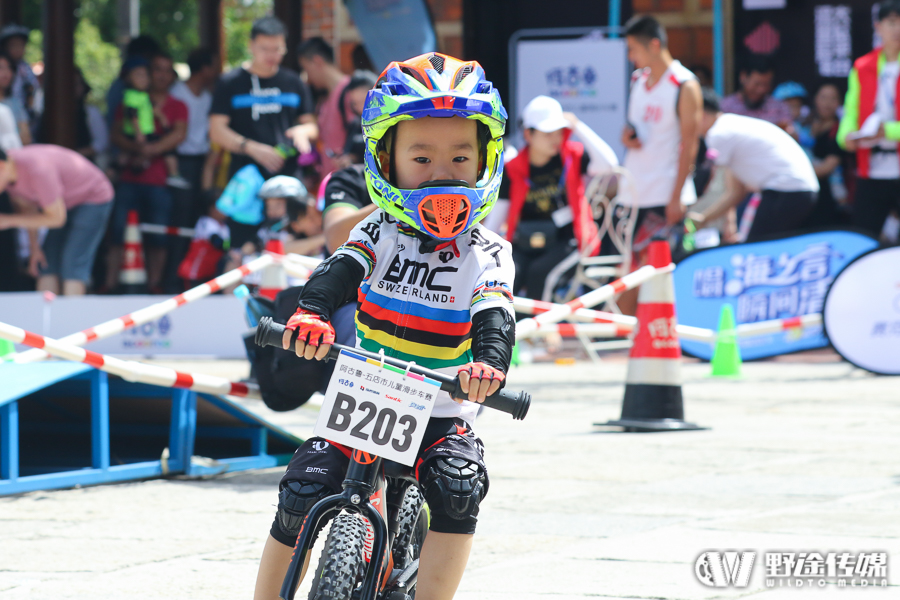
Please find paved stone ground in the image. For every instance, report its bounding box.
[1,354,898,600]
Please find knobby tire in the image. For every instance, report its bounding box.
[307,512,367,600]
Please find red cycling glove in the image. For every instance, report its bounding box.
[458,362,506,402]
[285,309,335,347]
[458,362,506,384]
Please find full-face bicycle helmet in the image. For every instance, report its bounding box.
[361,52,507,241]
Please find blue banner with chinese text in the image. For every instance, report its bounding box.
[673,231,878,360]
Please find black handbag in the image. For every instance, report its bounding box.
[512,220,559,255]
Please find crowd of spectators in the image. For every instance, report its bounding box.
[0,10,898,306]
[0,16,377,296]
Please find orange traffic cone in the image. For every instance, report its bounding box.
[258,237,287,301]
[119,210,147,294]
[599,239,705,432]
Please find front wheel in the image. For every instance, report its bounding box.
[307,512,367,600]
[391,486,429,597]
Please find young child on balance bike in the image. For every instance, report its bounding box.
[252,53,516,600]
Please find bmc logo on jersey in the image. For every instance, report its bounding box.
[695,551,756,588]
[383,254,458,292]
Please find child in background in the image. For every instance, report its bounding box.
[177,198,231,287]
[117,56,189,188]
[250,175,325,256]
[222,176,325,292]
[773,81,814,156]
[117,58,154,175]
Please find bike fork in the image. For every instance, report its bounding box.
[280,494,343,600]
[359,500,389,600]
[279,492,390,600]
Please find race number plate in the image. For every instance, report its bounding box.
[314,348,440,466]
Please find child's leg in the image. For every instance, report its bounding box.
[165,154,179,177]
[415,418,488,600]
[254,438,348,600]
[253,535,311,600]
[416,532,475,600]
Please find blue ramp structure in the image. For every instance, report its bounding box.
[0,362,301,496]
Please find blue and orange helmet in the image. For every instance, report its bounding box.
[361,53,507,241]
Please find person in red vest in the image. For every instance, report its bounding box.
[838,0,900,238]
[501,95,618,301]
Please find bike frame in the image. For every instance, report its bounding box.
[280,449,416,600]
[253,316,529,600]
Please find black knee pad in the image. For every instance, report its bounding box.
[421,457,487,535]
[271,480,333,547]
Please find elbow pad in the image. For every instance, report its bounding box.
[470,307,516,381]
[296,254,365,321]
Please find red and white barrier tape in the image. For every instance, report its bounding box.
[735,313,822,338]
[515,296,820,342]
[513,296,715,343]
[284,253,324,271]
[0,321,260,399]
[139,223,196,238]
[14,253,276,363]
[281,260,312,280]
[516,264,671,338]
[524,322,633,339]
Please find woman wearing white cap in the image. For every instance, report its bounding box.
[500,94,618,302]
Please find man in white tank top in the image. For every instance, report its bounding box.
[616,15,702,314]
[621,16,701,224]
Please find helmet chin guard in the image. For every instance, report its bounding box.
[419,193,470,239]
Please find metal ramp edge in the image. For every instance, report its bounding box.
[0,362,301,496]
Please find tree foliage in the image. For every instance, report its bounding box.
[16,0,277,106]
[74,19,121,112]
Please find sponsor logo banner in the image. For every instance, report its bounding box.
[674,231,877,360]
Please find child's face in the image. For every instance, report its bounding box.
[784,97,804,121]
[291,207,322,236]
[392,117,479,189]
[265,197,288,220]
[128,66,150,91]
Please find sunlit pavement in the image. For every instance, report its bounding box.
[1,355,898,599]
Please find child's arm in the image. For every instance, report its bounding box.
[282,254,366,359]
[132,116,146,144]
[283,211,381,358]
[459,235,517,402]
[458,306,516,400]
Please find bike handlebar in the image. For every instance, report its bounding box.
[255,317,530,420]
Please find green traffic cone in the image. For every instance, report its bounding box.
[710,304,742,377]
[0,337,14,362]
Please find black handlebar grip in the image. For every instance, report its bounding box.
[449,380,531,421]
[255,317,288,350]
[255,316,530,420]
